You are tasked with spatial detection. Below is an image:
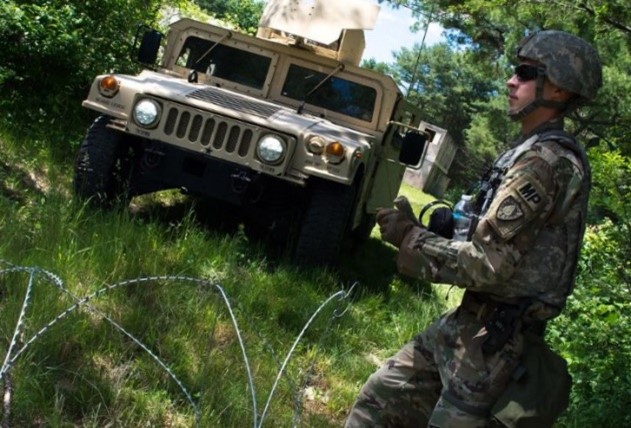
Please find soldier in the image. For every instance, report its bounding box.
[345,30,602,427]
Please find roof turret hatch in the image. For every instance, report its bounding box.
[256,0,379,66]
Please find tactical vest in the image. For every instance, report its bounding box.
[477,129,591,320]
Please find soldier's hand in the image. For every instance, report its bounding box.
[393,196,421,227]
[376,207,415,247]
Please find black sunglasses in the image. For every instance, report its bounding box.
[514,63,541,82]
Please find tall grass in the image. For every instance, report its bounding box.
[5,123,630,427]
[0,131,454,426]
[5,128,627,427]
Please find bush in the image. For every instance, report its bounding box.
[547,141,631,428]
[0,0,164,141]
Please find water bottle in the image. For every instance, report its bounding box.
[452,194,474,241]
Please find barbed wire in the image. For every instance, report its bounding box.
[0,260,356,427]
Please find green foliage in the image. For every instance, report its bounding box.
[380,0,631,188]
[361,57,393,75]
[594,55,631,154]
[0,0,165,142]
[589,146,631,225]
[388,42,506,184]
[548,219,631,427]
[464,96,517,171]
[194,0,265,34]
[544,145,631,427]
[0,131,450,426]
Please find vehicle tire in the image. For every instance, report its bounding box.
[351,212,376,241]
[73,115,138,206]
[293,178,356,266]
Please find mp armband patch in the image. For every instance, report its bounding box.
[488,173,548,240]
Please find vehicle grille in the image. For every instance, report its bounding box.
[187,87,281,119]
[162,106,256,158]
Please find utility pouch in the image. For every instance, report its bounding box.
[491,332,572,428]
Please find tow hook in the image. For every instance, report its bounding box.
[230,170,252,194]
[142,147,164,169]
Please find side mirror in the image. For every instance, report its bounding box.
[399,131,427,165]
[134,25,162,65]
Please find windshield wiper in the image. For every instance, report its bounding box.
[297,63,345,114]
[188,31,232,83]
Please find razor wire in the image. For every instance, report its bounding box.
[229,279,357,428]
[260,282,356,425]
[0,268,208,425]
[0,260,356,427]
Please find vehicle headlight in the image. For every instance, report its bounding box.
[256,134,286,164]
[306,135,325,155]
[132,98,161,128]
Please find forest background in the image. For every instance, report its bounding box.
[0,0,629,426]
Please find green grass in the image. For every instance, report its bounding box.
[0,132,454,426]
[2,130,628,427]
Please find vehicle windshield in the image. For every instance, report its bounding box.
[176,36,271,90]
[281,64,376,121]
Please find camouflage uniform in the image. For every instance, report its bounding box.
[346,30,602,428]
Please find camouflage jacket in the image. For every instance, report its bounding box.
[398,121,591,320]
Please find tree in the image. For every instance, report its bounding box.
[0,0,170,138]
[388,42,508,185]
[381,0,631,154]
[194,0,264,34]
[361,58,392,75]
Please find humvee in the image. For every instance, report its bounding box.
[73,0,444,265]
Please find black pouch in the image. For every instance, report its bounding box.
[491,332,572,428]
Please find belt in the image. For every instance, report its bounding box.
[460,291,521,322]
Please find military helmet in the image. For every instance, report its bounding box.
[517,30,602,101]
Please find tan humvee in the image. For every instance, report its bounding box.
[74,0,449,265]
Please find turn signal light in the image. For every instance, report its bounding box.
[325,142,344,157]
[98,75,119,97]
[325,141,345,164]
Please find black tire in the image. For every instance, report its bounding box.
[351,212,376,242]
[294,179,356,266]
[73,115,138,206]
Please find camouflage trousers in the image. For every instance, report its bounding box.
[345,305,524,428]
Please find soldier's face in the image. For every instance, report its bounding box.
[506,61,539,115]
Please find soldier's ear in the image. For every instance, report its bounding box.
[549,85,573,103]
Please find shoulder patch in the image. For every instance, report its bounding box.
[496,196,524,221]
[517,180,543,210]
[486,170,552,241]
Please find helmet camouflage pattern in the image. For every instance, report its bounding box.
[517,30,603,102]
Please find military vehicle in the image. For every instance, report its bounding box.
[73,0,449,265]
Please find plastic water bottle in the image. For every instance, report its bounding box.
[452,194,474,241]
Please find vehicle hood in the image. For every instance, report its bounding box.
[134,71,374,149]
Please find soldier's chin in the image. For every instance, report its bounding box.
[507,107,521,121]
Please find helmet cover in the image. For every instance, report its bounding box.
[517,30,602,101]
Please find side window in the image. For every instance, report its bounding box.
[176,48,190,67]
